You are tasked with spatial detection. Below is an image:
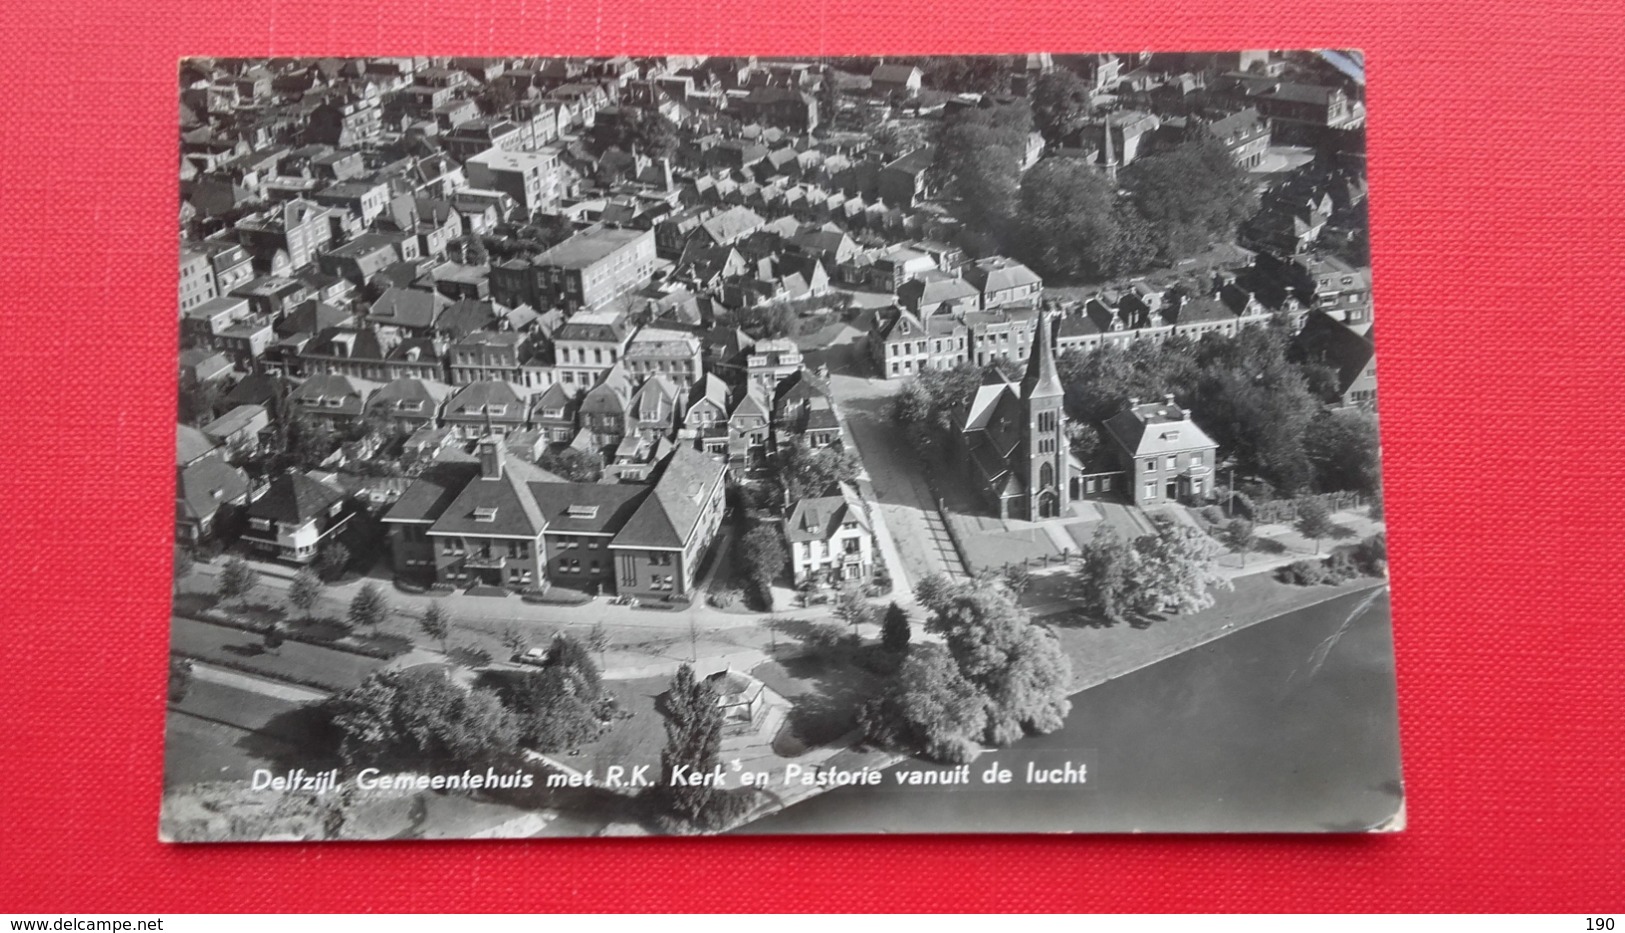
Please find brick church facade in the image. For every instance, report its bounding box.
[957,311,1075,520]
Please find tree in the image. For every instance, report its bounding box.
[1294,498,1335,554]
[287,568,324,618]
[1012,151,1148,282]
[913,572,955,615]
[587,108,679,161]
[168,657,195,704]
[1120,135,1259,263]
[419,601,450,652]
[775,442,860,504]
[326,667,519,767]
[858,644,984,763]
[1304,408,1382,495]
[347,583,388,630]
[537,447,604,484]
[172,546,194,595]
[501,626,528,659]
[1077,525,1132,625]
[881,602,911,654]
[178,379,224,428]
[925,576,1073,745]
[588,622,610,667]
[654,663,726,826]
[833,583,875,631]
[1127,516,1232,616]
[1000,563,1032,597]
[737,524,787,611]
[1030,69,1092,143]
[1221,518,1257,567]
[929,101,1033,230]
[262,623,285,655]
[216,556,259,605]
[1065,422,1104,466]
[315,541,350,582]
[502,635,609,752]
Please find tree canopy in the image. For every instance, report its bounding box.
[858,644,985,764]
[502,634,611,752]
[653,663,726,826]
[326,667,518,768]
[538,446,604,484]
[924,576,1073,744]
[774,441,860,504]
[928,101,1033,230]
[347,583,388,630]
[1120,135,1259,263]
[1030,69,1093,143]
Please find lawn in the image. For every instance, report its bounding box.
[752,647,886,758]
[1040,569,1388,692]
[548,675,671,780]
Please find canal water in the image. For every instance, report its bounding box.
[735,586,1403,835]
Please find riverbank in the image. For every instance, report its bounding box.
[716,572,1391,833]
[735,585,1402,835]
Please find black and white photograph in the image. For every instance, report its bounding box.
[167,51,1398,841]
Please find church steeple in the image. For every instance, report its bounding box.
[1020,310,1063,400]
[1102,111,1118,182]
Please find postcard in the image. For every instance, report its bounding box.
[167,51,1399,840]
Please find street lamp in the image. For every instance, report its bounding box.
[1221,457,1238,517]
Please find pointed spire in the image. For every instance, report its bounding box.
[1020,310,1063,400]
[1102,109,1117,182]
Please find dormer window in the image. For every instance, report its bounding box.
[566,504,599,520]
[485,405,507,416]
[324,398,343,408]
[473,507,499,522]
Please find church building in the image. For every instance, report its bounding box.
[957,311,1077,520]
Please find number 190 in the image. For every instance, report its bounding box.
[1587,919,1614,931]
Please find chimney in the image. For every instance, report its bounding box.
[476,434,505,479]
[1128,396,1140,408]
[660,156,674,190]
[1164,393,1175,406]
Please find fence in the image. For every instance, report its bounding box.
[1245,491,1367,525]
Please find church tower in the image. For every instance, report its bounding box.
[1019,310,1068,519]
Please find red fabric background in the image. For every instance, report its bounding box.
[2,0,1622,913]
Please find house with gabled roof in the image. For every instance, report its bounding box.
[608,445,729,600]
[176,453,252,546]
[578,363,636,451]
[443,380,530,439]
[963,256,1043,311]
[682,373,732,456]
[367,286,449,341]
[726,383,774,478]
[628,374,683,442]
[692,205,767,250]
[366,376,455,432]
[1290,310,1377,409]
[289,372,379,426]
[1102,395,1219,507]
[785,483,873,586]
[772,369,839,451]
[529,382,580,445]
[242,471,352,564]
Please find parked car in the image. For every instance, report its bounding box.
[514,647,550,667]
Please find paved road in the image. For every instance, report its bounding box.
[825,362,968,585]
